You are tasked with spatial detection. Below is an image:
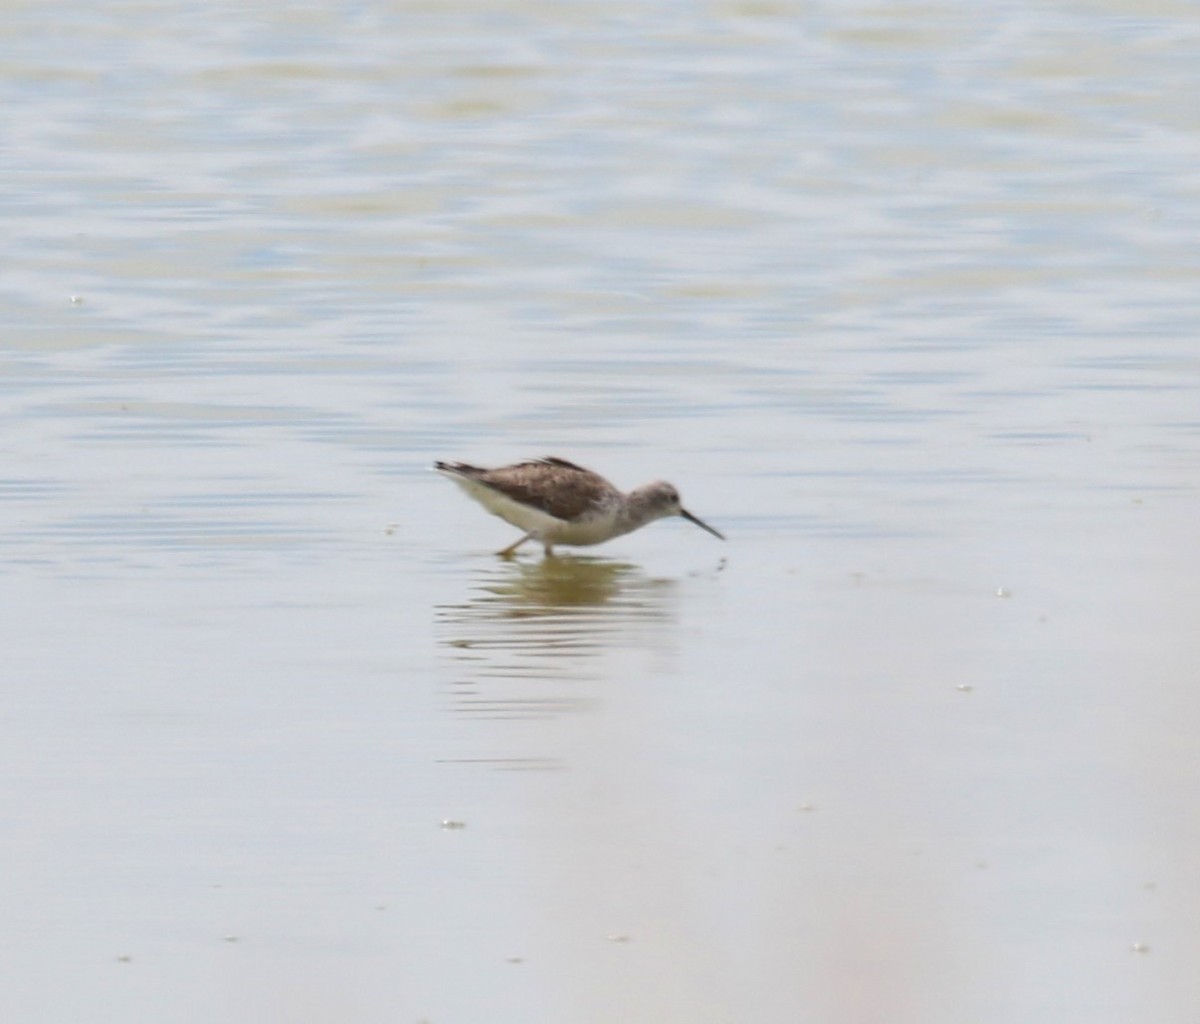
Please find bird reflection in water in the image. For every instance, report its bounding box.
[483,554,645,613]
[435,555,677,731]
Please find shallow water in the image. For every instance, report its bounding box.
[4,1,1200,1021]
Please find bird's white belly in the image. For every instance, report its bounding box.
[450,475,618,546]
[543,512,623,546]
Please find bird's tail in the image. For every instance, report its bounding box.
[434,460,483,478]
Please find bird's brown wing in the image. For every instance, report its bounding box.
[475,458,614,522]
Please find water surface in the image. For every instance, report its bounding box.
[3,2,1200,1021]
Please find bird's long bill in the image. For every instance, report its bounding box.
[681,508,725,540]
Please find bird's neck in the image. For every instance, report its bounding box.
[614,487,666,535]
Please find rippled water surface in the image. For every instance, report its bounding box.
[4,2,1200,1021]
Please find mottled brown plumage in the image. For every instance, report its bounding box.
[434,456,724,557]
[436,457,609,523]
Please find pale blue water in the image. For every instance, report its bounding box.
[3,2,1200,1022]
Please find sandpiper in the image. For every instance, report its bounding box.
[435,456,724,557]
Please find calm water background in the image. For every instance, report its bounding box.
[3,1,1200,1021]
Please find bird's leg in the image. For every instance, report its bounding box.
[497,533,533,557]
[542,542,555,557]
